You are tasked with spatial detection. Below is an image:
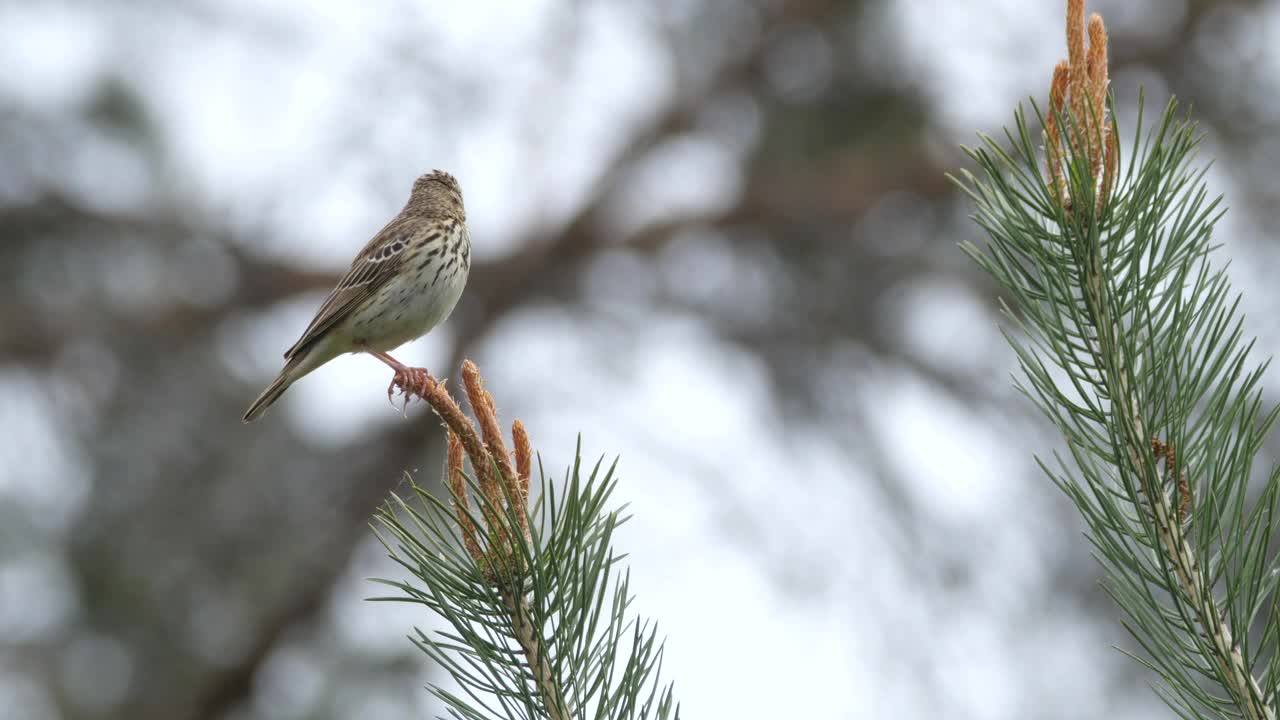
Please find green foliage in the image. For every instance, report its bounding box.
[955,95,1280,719]
[370,445,679,720]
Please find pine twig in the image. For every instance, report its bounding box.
[376,360,678,720]
[956,2,1280,716]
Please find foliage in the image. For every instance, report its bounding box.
[369,362,677,720]
[956,89,1280,719]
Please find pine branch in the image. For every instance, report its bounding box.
[502,589,567,720]
[955,3,1280,717]
[367,361,678,720]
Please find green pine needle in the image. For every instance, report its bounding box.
[955,93,1280,719]
[370,443,679,720]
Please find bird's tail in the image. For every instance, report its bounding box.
[242,354,308,423]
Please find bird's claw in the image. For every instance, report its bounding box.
[387,366,432,415]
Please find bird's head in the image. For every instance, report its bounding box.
[407,170,465,220]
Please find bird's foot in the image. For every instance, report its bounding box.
[368,350,432,413]
[388,366,433,413]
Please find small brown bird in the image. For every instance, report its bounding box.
[242,170,470,422]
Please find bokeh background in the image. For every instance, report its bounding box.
[4,0,1280,718]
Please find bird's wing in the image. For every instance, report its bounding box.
[283,217,419,360]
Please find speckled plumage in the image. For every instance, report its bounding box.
[243,170,470,422]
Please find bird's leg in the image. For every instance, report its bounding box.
[368,351,431,408]
[369,350,410,373]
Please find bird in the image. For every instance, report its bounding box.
[242,170,470,422]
